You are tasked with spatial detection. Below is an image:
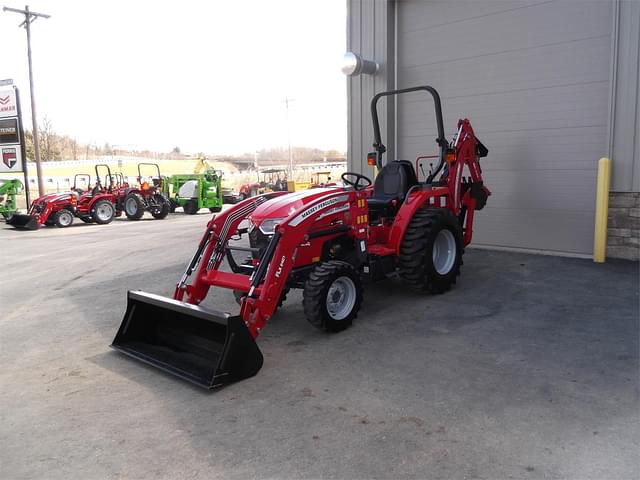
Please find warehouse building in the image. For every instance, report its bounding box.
[346,0,639,260]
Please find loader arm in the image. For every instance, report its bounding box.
[174,191,289,304]
[178,188,367,337]
[239,189,368,337]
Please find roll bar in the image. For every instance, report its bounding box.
[73,174,91,190]
[370,86,449,183]
[138,162,161,178]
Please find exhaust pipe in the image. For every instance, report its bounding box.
[6,214,39,230]
[111,291,263,389]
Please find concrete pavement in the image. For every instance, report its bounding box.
[1,212,638,479]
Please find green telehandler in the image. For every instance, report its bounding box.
[0,178,23,220]
[165,169,224,215]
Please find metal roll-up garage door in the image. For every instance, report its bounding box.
[396,0,613,255]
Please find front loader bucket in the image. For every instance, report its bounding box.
[111,291,263,389]
[6,214,39,230]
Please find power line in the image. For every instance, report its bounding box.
[3,5,51,198]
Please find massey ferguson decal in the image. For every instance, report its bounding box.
[289,194,349,226]
[2,147,17,169]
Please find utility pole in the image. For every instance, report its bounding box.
[281,96,295,175]
[3,5,51,197]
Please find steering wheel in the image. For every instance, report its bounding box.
[341,172,372,191]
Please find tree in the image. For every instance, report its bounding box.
[103,142,113,156]
[39,116,61,161]
[172,146,181,154]
[71,138,78,160]
[24,129,34,161]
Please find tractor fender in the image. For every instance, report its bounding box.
[387,188,451,256]
[87,193,112,208]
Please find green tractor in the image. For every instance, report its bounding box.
[0,178,23,220]
[165,169,224,215]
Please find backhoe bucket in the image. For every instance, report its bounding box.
[6,214,39,230]
[111,291,263,389]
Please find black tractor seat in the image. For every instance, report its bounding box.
[367,160,418,210]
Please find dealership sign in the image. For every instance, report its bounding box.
[0,87,24,173]
[0,89,17,119]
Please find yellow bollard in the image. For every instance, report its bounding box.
[593,157,612,263]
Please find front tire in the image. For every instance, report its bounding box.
[91,199,115,224]
[150,193,170,219]
[303,260,362,332]
[54,209,74,228]
[124,193,145,220]
[399,208,463,293]
[183,199,199,215]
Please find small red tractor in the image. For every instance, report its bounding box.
[117,163,170,220]
[112,86,490,388]
[309,171,336,188]
[8,165,121,229]
[238,168,289,199]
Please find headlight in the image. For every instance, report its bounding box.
[258,217,285,235]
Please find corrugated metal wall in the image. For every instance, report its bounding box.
[346,0,394,176]
[347,0,638,255]
[395,0,612,255]
[609,0,640,193]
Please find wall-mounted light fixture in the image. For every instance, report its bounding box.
[341,52,379,76]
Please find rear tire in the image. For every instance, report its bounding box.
[54,209,74,228]
[124,193,145,220]
[183,199,198,215]
[150,193,170,219]
[91,199,115,224]
[399,208,463,293]
[303,260,362,332]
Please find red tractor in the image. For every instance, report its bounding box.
[238,168,289,199]
[116,163,170,220]
[112,86,491,388]
[8,166,120,230]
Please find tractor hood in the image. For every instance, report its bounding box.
[34,192,73,203]
[250,187,342,229]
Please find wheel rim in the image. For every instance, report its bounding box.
[433,229,457,275]
[326,276,357,320]
[125,197,138,215]
[96,203,113,221]
[59,211,73,226]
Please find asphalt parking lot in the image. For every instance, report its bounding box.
[1,211,638,480]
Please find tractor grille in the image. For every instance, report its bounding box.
[249,227,271,260]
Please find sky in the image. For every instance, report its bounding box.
[0,0,347,155]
